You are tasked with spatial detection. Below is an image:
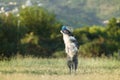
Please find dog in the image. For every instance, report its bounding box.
[60,26,79,74]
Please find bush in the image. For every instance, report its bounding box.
[0,6,62,59]
[52,51,66,58]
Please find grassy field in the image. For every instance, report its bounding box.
[0,57,120,80]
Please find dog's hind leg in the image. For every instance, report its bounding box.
[67,60,72,74]
[73,55,78,74]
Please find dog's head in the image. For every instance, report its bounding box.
[60,26,73,36]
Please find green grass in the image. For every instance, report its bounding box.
[0,58,68,75]
[0,57,120,80]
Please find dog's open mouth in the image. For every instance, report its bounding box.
[61,30,70,34]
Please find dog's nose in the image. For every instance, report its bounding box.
[60,30,63,33]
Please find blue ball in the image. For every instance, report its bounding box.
[62,26,67,31]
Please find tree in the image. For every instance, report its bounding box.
[0,6,62,59]
[0,13,18,59]
[19,6,62,57]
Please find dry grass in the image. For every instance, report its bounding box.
[0,73,120,80]
[0,57,120,80]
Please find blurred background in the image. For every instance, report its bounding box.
[0,0,120,60]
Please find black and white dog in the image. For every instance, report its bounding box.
[61,26,79,74]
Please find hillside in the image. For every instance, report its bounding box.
[42,0,120,27]
[1,0,120,27]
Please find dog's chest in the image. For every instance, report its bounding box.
[63,35,71,45]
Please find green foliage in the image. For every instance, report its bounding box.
[0,6,62,59]
[75,18,120,57]
[80,41,100,57]
[0,5,120,59]
[18,6,62,57]
[40,0,120,27]
[52,51,66,58]
[0,13,18,59]
[21,32,39,45]
[1,0,120,27]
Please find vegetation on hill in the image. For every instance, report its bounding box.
[0,0,120,27]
